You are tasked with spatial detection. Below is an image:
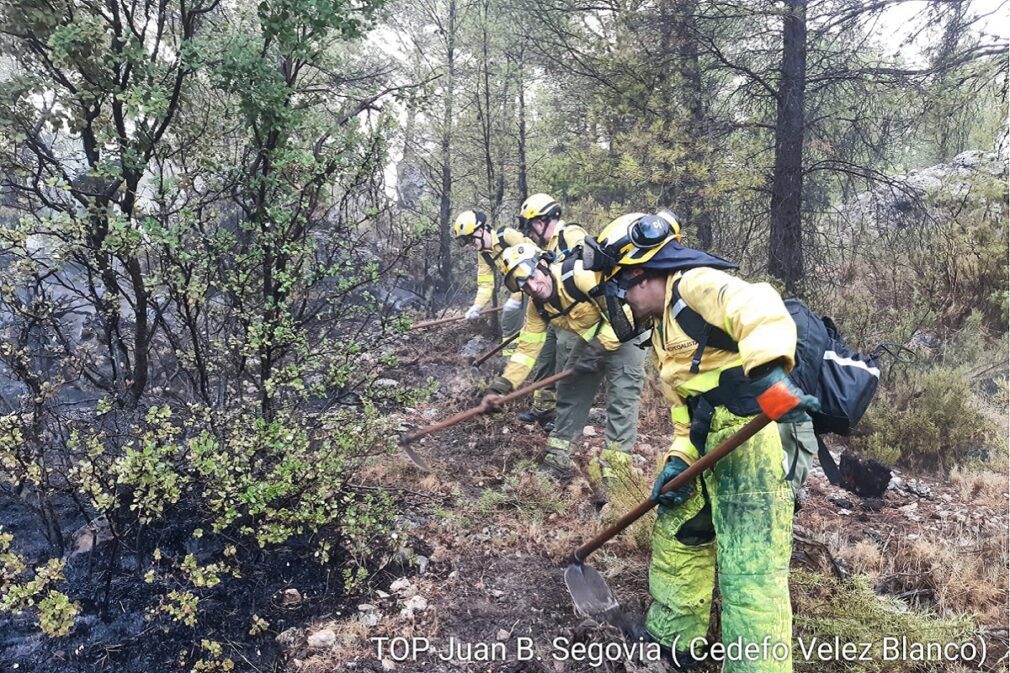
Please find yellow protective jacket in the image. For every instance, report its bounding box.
[502,259,617,389]
[652,267,796,465]
[472,226,529,308]
[545,220,588,258]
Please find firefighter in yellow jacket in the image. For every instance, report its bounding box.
[452,210,528,354]
[510,193,590,427]
[581,212,820,671]
[480,242,646,482]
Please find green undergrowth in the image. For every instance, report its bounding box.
[477,460,567,522]
[852,314,1008,470]
[792,571,977,673]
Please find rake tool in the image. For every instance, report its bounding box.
[470,331,521,368]
[397,369,576,468]
[408,306,503,331]
[563,413,772,627]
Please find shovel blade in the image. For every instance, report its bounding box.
[564,563,620,618]
[399,443,432,471]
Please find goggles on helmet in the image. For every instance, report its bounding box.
[456,223,491,249]
[518,214,550,235]
[581,213,674,275]
[504,255,543,293]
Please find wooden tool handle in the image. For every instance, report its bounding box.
[409,306,504,330]
[399,369,575,445]
[570,413,772,563]
[472,331,521,367]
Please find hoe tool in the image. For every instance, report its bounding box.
[408,306,503,331]
[563,414,772,627]
[397,369,576,467]
[471,331,521,368]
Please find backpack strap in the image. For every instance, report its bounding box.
[671,280,739,373]
[816,434,843,486]
[554,223,585,259]
[480,251,497,269]
[532,295,579,324]
[559,255,590,303]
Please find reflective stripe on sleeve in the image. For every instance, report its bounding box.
[675,361,743,397]
[519,331,547,343]
[670,406,691,425]
[510,353,537,369]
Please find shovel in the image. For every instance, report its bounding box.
[564,413,772,626]
[471,330,521,368]
[397,369,576,467]
[408,306,503,331]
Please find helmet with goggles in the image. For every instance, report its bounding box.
[517,193,562,233]
[453,210,488,244]
[580,210,681,278]
[580,210,737,344]
[501,243,548,293]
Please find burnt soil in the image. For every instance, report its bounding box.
[3,324,1007,672]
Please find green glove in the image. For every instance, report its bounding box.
[485,376,513,396]
[478,376,513,411]
[568,337,607,375]
[651,457,692,512]
[748,363,821,423]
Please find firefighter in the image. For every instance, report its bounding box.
[481,242,646,485]
[509,193,590,428]
[581,211,820,672]
[452,210,528,354]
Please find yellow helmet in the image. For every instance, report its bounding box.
[500,243,546,293]
[517,193,561,231]
[452,210,488,243]
[582,210,682,276]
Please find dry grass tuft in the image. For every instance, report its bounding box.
[597,459,655,551]
[883,527,1009,623]
[836,539,885,576]
[299,619,371,672]
[792,570,976,673]
[949,466,1008,510]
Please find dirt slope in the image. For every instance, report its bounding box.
[281,329,1009,673]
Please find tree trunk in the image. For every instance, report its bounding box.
[516,46,529,202]
[436,0,457,306]
[769,0,807,292]
[679,1,713,249]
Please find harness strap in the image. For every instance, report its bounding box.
[816,434,843,486]
[560,255,590,303]
[671,279,740,373]
[533,297,578,324]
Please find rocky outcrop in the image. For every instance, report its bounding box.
[837,150,1007,232]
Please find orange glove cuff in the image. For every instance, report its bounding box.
[756,380,800,420]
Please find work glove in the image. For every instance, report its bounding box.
[651,457,693,512]
[567,337,608,375]
[749,363,821,423]
[465,304,483,321]
[479,376,513,411]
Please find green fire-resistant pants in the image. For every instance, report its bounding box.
[546,330,646,455]
[529,325,559,411]
[646,405,794,672]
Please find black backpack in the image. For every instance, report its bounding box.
[671,282,881,485]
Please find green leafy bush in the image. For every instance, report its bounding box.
[852,315,1007,469]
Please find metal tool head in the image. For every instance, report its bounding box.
[564,562,620,618]
[397,439,432,471]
